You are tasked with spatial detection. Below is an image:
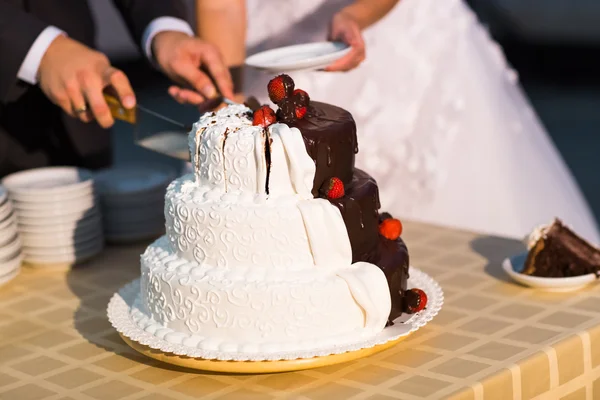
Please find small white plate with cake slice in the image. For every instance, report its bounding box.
[502,253,597,292]
[246,42,351,72]
[503,218,600,292]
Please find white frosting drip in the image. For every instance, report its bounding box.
[270,123,315,199]
[297,199,352,266]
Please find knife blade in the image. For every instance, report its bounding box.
[103,93,240,161]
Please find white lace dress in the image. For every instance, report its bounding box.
[245,0,600,243]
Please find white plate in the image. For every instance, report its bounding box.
[0,267,20,287]
[245,41,351,72]
[16,207,100,226]
[9,186,95,204]
[0,200,12,222]
[0,252,23,276]
[21,229,101,248]
[23,240,104,266]
[0,235,22,260]
[18,214,102,234]
[0,213,16,231]
[108,267,443,361]
[502,253,598,292]
[13,195,96,212]
[0,224,18,246]
[14,202,96,219]
[0,184,7,204]
[2,167,94,196]
[20,219,101,240]
[94,164,176,196]
[23,235,104,256]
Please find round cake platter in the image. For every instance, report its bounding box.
[108,267,443,374]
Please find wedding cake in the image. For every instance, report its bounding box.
[134,75,422,352]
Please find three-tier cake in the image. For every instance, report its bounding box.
[133,75,420,352]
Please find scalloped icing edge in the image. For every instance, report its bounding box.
[107,267,444,361]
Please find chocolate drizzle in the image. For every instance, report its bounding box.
[263,129,272,195]
[222,128,229,191]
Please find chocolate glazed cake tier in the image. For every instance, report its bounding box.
[328,169,380,261]
[363,236,410,324]
[326,168,409,324]
[291,101,357,196]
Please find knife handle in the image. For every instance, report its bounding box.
[103,93,137,124]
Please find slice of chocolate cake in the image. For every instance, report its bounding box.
[523,219,600,277]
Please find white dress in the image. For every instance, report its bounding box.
[244,0,600,243]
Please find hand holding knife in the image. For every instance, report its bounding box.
[103,90,259,161]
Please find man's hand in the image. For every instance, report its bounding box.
[152,31,234,104]
[324,12,366,72]
[38,35,135,128]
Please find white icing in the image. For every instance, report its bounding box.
[140,237,385,345]
[165,176,314,269]
[297,199,352,266]
[270,123,315,199]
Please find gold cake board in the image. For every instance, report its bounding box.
[120,333,409,374]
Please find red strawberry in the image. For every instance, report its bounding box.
[320,177,344,199]
[267,74,294,103]
[293,89,310,107]
[252,105,277,127]
[405,288,427,313]
[379,218,403,240]
[295,106,307,119]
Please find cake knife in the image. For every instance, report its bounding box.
[104,93,237,161]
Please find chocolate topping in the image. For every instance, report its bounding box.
[292,101,357,195]
[524,219,600,277]
[361,233,410,325]
[403,290,422,314]
[328,169,380,260]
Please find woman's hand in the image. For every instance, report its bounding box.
[324,12,366,72]
[38,35,135,128]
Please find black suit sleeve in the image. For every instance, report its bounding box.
[0,1,49,103]
[111,0,190,48]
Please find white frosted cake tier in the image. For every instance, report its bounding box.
[165,175,314,269]
[188,104,314,198]
[139,237,391,349]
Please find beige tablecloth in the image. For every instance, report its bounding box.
[1,221,600,400]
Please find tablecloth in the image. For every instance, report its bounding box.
[1,221,600,400]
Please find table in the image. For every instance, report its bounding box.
[1,221,600,400]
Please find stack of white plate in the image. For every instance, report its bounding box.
[95,164,176,243]
[2,167,104,269]
[0,185,23,285]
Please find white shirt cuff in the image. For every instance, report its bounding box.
[142,17,194,64]
[17,26,66,85]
